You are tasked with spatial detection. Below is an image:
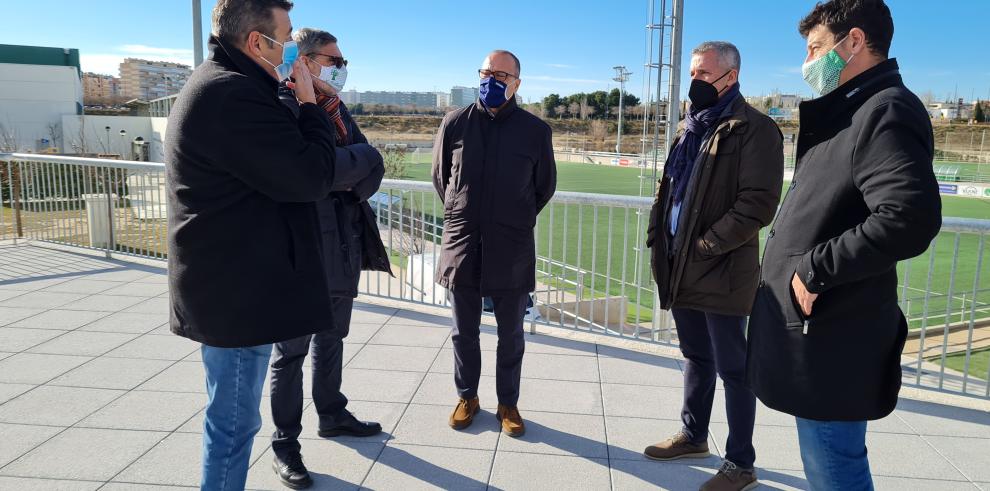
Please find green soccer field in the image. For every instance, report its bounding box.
[392,155,990,327]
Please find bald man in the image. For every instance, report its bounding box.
[431,50,557,437]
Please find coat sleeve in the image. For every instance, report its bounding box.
[431,115,451,202]
[700,119,784,256]
[534,124,557,213]
[797,101,942,294]
[351,155,385,202]
[215,87,335,203]
[330,144,382,193]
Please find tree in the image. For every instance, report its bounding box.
[542,94,562,118]
[568,102,581,119]
[975,101,986,123]
[554,105,567,120]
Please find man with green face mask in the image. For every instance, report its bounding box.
[746,1,941,489]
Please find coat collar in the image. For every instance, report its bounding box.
[208,35,279,93]
[475,95,518,121]
[676,93,750,138]
[798,58,902,129]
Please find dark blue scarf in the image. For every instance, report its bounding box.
[668,84,740,203]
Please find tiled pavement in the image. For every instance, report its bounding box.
[0,242,988,490]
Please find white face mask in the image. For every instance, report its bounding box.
[318,64,347,93]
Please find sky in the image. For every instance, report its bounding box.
[4,0,989,103]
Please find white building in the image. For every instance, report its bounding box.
[0,44,84,152]
[119,58,191,101]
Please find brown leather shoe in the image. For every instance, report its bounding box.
[448,397,480,430]
[643,431,710,461]
[700,460,758,491]
[496,404,526,437]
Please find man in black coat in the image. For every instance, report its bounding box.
[165,1,367,488]
[747,1,941,488]
[432,50,556,437]
[267,28,390,489]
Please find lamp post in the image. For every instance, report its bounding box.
[612,66,632,155]
[119,130,127,159]
[104,126,110,155]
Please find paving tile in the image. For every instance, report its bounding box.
[602,383,683,419]
[496,410,607,458]
[430,348,496,376]
[245,440,381,491]
[77,390,204,432]
[411,372,498,407]
[347,308,396,325]
[0,423,64,468]
[0,290,26,302]
[138,361,206,393]
[440,326,499,351]
[301,400,407,443]
[865,432,971,481]
[923,435,990,482]
[348,344,440,373]
[1,427,165,481]
[176,396,278,438]
[0,385,124,426]
[522,352,600,382]
[105,334,200,360]
[114,433,270,487]
[131,273,169,284]
[0,291,88,309]
[123,297,170,314]
[83,269,156,283]
[0,327,67,351]
[391,403,500,450]
[607,416,722,463]
[895,398,990,438]
[77,312,169,334]
[49,357,172,390]
[0,477,102,490]
[710,422,804,472]
[369,323,451,348]
[41,279,124,294]
[8,309,110,330]
[27,331,137,356]
[610,458,720,491]
[489,452,610,490]
[0,277,73,291]
[59,294,146,312]
[0,382,34,404]
[597,350,684,387]
[524,333,597,356]
[362,443,492,491]
[873,475,980,491]
[519,378,604,415]
[100,282,170,297]
[386,309,451,327]
[342,322,385,344]
[0,353,92,384]
[0,306,45,326]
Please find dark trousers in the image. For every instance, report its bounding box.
[270,297,353,458]
[449,286,528,407]
[672,308,756,469]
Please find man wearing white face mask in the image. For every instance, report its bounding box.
[747,1,941,489]
[267,27,390,490]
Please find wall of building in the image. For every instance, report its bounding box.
[0,63,83,151]
[60,115,167,161]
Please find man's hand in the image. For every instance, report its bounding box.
[290,59,317,105]
[791,272,818,317]
[303,58,336,96]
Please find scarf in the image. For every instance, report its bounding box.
[667,83,740,203]
[316,93,350,145]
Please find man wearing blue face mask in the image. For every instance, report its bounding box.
[747,1,941,488]
[432,50,556,437]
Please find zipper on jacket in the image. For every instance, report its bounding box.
[803,320,809,335]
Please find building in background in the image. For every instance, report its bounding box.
[435,91,451,108]
[119,58,191,101]
[450,86,480,107]
[0,43,83,152]
[927,100,974,121]
[83,72,122,104]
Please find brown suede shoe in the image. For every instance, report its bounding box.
[643,431,711,461]
[700,460,758,491]
[496,404,526,437]
[448,397,480,430]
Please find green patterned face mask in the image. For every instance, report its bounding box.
[802,36,854,96]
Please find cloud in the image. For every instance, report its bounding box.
[80,45,195,76]
[545,63,574,69]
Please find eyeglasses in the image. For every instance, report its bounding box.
[478,69,517,82]
[309,54,348,68]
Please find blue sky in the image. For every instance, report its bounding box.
[6,0,989,103]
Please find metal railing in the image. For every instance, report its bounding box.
[2,153,988,400]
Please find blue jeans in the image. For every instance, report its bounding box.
[201,344,272,491]
[796,418,874,491]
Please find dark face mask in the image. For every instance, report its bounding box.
[688,70,732,111]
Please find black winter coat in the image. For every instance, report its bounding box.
[166,36,349,347]
[747,60,942,421]
[647,96,783,316]
[432,98,557,295]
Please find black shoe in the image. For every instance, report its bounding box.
[318,412,383,438]
[272,453,313,490]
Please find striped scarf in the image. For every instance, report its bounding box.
[316,93,349,145]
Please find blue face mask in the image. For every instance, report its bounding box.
[260,33,298,80]
[480,77,509,108]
